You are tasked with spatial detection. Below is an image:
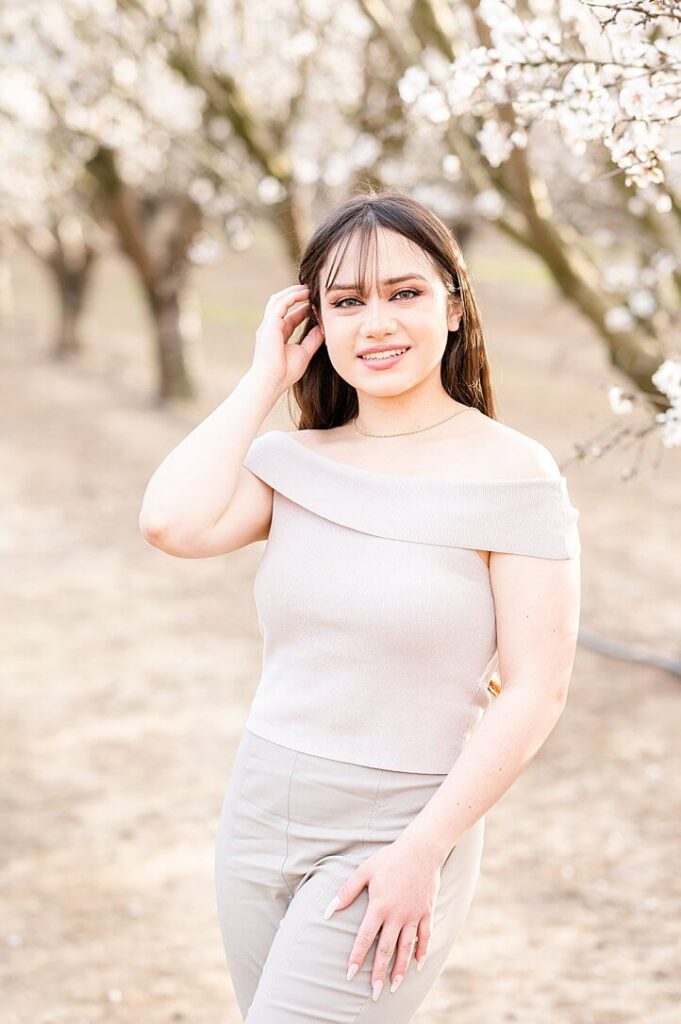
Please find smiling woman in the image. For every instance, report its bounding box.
[289,187,491,432]
[140,186,581,1023]
[212,192,580,1022]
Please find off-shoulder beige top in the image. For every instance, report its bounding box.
[240,429,581,774]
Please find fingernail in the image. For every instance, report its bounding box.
[372,980,383,1002]
[323,896,341,920]
[346,963,359,982]
[390,974,403,993]
[416,957,426,972]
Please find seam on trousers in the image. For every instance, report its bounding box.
[247,767,387,1021]
[280,750,300,899]
[347,768,390,1023]
[321,765,386,913]
[280,767,387,978]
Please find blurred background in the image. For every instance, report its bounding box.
[1,2,680,1022]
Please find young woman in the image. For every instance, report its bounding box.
[139,189,581,1022]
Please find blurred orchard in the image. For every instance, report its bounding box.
[2,6,681,1021]
[0,0,680,443]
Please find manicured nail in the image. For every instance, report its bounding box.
[391,974,403,993]
[372,980,383,1001]
[416,957,426,972]
[323,896,341,920]
[346,963,359,981]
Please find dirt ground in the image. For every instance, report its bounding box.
[1,222,680,1024]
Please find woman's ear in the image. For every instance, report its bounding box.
[447,298,462,333]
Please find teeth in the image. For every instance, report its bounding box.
[360,348,408,361]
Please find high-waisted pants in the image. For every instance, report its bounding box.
[214,728,485,1023]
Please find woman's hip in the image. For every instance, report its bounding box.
[216,727,485,890]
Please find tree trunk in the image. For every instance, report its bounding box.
[49,255,94,358]
[146,286,196,401]
[86,146,202,401]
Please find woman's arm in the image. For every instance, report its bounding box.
[326,550,581,994]
[138,368,283,553]
[138,283,323,556]
[398,550,581,866]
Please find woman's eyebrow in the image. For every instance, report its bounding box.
[326,273,429,294]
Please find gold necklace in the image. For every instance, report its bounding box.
[351,406,473,438]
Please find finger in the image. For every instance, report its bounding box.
[390,922,419,993]
[370,921,401,1002]
[265,286,310,317]
[414,913,433,972]
[281,301,315,340]
[295,323,326,357]
[267,283,310,301]
[344,911,382,983]
[323,865,368,919]
[270,294,311,324]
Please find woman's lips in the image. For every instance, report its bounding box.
[357,348,409,370]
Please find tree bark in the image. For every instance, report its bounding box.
[146,287,196,401]
[19,221,97,359]
[86,147,202,401]
[48,249,95,358]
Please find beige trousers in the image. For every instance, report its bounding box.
[215,728,485,1023]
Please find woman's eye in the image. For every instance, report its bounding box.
[333,288,421,309]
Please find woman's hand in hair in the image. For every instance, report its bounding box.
[250,284,325,393]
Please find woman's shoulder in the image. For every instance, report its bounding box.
[251,417,564,485]
[471,416,564,482]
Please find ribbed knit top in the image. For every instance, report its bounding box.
[241,428,581,774]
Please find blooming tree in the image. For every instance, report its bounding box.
[1,1,216,396]
[362,0,680,453]
[1,0,679,447]
[0,61,106,356]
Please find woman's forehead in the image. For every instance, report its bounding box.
[321,229,437,292]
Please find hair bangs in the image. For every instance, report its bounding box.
[323,216,382,301]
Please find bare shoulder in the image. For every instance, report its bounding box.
[291,416,563,482]
[473,415,563,481]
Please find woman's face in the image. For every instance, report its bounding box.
[316,226,461,394]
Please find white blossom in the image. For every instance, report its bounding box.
[476,120,514,167]
[472,188,506,220]
[628,289,657,320]
[257,176,287,205]
[602,262,640,293]
[442,154,461,180]
[655,401,681,448]
[604,305,635,333]
[414,86,451,125]
[608,386,634,415]
[652,358,681,399]
[398,66,430,105]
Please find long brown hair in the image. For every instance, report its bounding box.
[289,186,497,428]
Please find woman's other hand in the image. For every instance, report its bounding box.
[323,834,446,1001]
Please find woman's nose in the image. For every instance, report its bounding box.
[359,300,397,336]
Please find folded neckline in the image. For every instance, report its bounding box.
[243,430,581,558]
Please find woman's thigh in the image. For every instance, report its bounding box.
[214,729,485,1023]
[246,819,484,1023]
